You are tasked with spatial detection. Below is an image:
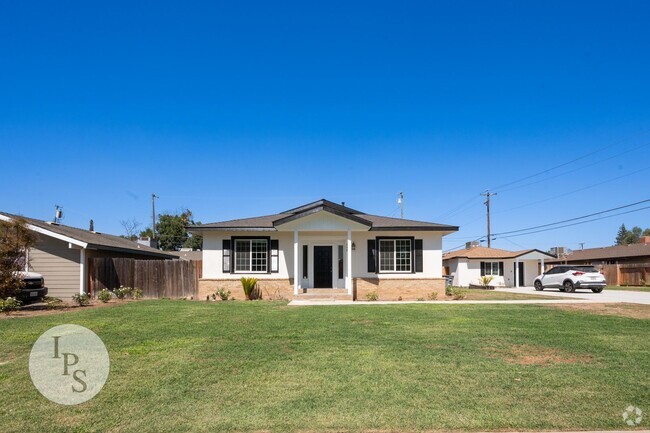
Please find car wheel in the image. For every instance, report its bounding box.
[534,281,544,291]
[591,288,603,293]
[563,281,575,293]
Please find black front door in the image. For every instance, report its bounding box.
[514,262,524,286]
[313,246,333,288]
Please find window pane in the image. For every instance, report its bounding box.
[395,239,411,272]
[379,240,394,271]
[251,239,267,272]
[235,240,250,271]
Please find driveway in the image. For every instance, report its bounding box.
[495,287,650,305]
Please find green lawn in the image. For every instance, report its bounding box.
[0,300,648,432]
[606,285,650,292]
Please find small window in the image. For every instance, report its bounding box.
[234,239,268,273]
[484,262,500,276]
[378,239,411,272]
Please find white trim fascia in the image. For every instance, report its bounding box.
[0,214,88,248]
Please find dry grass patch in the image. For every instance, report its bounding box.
[548,302,650,320]
[484,343,594,365]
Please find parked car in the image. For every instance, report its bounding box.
[15,271,48,302]
[534,265,606,293]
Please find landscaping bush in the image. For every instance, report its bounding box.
[365,291,379,301]
[212,288,231,301]
[113,286,133,299]
[42,296,63,309]
[0,218,36,299]
[445,285,453,296]
[132,288,143,299]
[97,289,112,303]
[0,297,21,313]
[240,277,259,300]
[427,291,438,300]
[479,275,494,288]
[451,287,467,300]
[72,293,91,306]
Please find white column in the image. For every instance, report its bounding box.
[541,257,545,274]
[293,230,299,295]
[346,229,352,295]
[514,259,519,288]
[79,248,86,295]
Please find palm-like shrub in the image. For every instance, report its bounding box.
[479,275,494,288]
[240,277,259,300]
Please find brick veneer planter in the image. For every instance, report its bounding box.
[353,278,446,301]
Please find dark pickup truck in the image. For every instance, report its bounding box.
[15,271,48,302]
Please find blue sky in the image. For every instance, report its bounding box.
[2,1,649,251]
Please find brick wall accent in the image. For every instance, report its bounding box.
[199,279,293,301]
[353,278,445,301]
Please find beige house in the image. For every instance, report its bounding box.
[443,245,555,288]
[188,199,458,301]
[0,212,176,299]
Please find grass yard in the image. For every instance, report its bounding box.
[453,290,559,301]
[606,285,650,292]
[0,300,648,433]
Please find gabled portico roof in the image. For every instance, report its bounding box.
[188,199,458,232]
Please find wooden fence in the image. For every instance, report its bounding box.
[598,263,649,286]
[88,258,202,298]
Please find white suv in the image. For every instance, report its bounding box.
[534,265,606,293]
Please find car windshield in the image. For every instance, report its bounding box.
[573,266,599,273]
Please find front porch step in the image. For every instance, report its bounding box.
[295,289,353,301]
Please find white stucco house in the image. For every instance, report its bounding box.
[443,244,556,288]
[187,199,458,301]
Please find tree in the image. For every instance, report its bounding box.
[644,228,650,237]
[616,224,629,245]
[120,219,141,241]
[0,218,36,299]
[139,209,202,251]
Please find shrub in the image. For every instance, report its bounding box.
[0,218,36,299]
[366,291,379,301]
[427,291,438,301]
[445,285,453,296]
[479,275,494,288]
[113,286,133,299]
[212,288,231,301]
[72,293,91,306]
[0,297,21,312]
[240,277,259,300]
[97,289,112,303]
[451,287,467,300]
[416,297,425,301]
[42,296,63,309]
[132,288,143,299]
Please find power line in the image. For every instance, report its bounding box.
[492,198,650,236]
[495,205,650,240]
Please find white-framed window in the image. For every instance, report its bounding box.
[234,239,268,273]
[378,238,411,272]
[484,262,500,276]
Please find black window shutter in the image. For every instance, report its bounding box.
[367,239,376,273]
[222,240,231,273]
[480,261,485,276]
[270,240,279,273]
[414,239,423,273]
[302,245,308,279]
[498,261,504,276]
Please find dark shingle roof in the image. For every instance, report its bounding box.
[546,243,650,263]
[188,199,458,232]
[0,212,177,259]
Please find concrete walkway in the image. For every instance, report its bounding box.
[496,287,650,305]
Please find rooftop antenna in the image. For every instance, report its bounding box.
[579,242,584,250]
[397,192,404,219]
[53,205,64,223]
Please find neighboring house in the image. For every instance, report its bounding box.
[443,244,555,287]
[546,237,650,265]
[168,249,203,261]
[187,199,458,301]
[0,212,177,299]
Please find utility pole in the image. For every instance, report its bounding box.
[151,193,159,240]
[481,191,496,248]
[397,192,404,219]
